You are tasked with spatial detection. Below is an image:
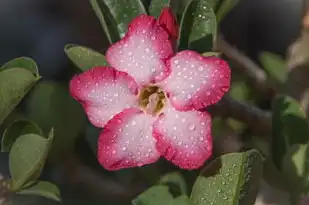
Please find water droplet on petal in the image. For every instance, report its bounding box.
[188,124,196,131]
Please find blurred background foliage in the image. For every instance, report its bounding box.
[0,0,306,204]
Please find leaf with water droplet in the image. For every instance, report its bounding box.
[190,149,263,205]
[17,181,61,202]
[272,95,309,169]
[65,44,109,72]
[178,0,217,52]
[0,67,39,125]
[1,57,40,79]
[90,0,146,44]
[1,120,43,152]
[9,131,54,190]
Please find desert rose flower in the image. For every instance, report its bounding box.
[70,11,230,170]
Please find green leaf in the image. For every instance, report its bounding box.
[0,67,39,125]
[272,95,309,169]
[202,51,221,57]
[65,44,109,72]
[90,0,146,43]
[9,132,53,190]
[132,185,191,205]
[170,195,192,205]
[1,120,43,152]
[89,0,120,44]
[159,172,188,195]
[282,144,309,195]
[24,81,86,161]
[1,57,40,78]
[190,150,263,205]
[149,0,170,18]
[260,51,287,84]
[18,181,61,202]
[216,0,240,23]
[132,185,174,205]
[169,0,192,22]
[178,0,217,52]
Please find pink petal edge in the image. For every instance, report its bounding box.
[69,67,139,128]
[161,50,231,111]
[98,108,161,170]
[153,106,213,170]
[106,14,173,85]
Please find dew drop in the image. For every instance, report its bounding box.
[188,124,196,131]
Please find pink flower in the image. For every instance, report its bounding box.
[70,13,230,170]
[158,7,179,50]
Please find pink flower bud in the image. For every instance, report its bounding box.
[158,7,179,41]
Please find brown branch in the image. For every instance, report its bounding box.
[207,96,272,137]
[58,154,147,200]
[217,36,274,96]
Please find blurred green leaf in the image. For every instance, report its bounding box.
[178,0,217,52]
[190,150,263,205]
[202,51,221,57]
[260,51,287,84]
[263,158,291,193]
[229,81,250,101]
[18,181,61,202]
[65,44,109,72]
[216,0,239,23]
[272,95,309,169]
[132,185,191,205]
[0,67,39,125]
[149,0,170,18]
[24,81,86,161]
[90,0,146,43]
[2,120,43,152]
[282,144,309,195]
[9,132,53,190]
[159,172,188,195]
[1,57,40,78]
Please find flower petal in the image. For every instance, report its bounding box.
[153,106,212,169]
[98,108,160,170]
[158,7,179,39]
[161,50,230,111]
[106,14,173,85]
[69,67,139,127]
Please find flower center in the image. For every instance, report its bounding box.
[138,85,166,116]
